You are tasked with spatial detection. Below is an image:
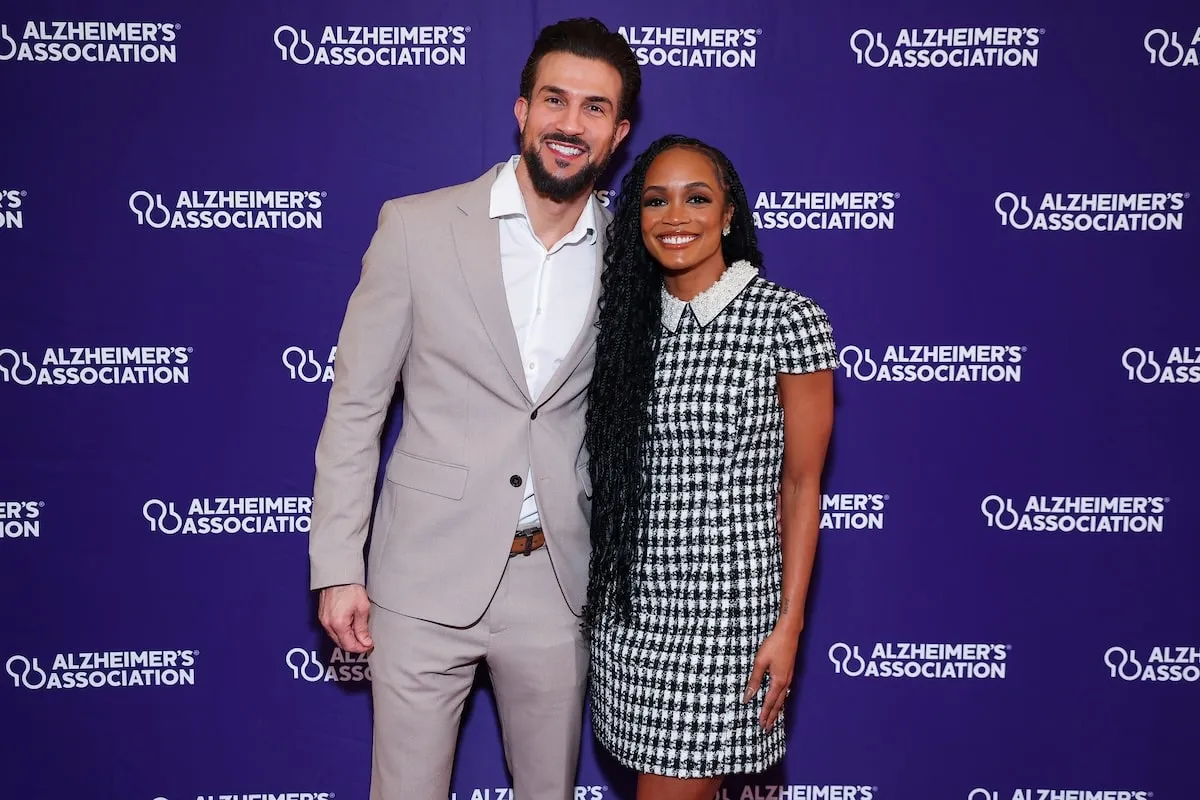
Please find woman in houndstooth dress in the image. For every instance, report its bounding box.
[584,135,837,799]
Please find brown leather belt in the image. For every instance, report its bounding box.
[510,527,545,558]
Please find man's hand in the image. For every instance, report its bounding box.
[318,584,373,653]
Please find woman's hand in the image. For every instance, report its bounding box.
[743,626,800,729]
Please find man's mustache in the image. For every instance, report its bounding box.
[540,132,589,153]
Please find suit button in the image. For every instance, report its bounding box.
[510,475,522,487]
[531,409,538,420]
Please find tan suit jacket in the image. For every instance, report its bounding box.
[309,163,604,626]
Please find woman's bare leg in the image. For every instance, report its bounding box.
[636,774,724,800]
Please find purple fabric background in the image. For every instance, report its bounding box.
[1,2,1196,799]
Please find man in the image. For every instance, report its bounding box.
[308,17,640,800]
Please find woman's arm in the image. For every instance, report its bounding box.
[743,368,834,728]
[775,368,834,637]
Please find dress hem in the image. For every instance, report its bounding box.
[592,722,786,779]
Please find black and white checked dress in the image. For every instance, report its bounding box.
[589,260,838,778]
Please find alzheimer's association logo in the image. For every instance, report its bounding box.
[995,191,1187,232]
[839,344,1024,383]
[1144,27,1199,67]
[970,790,1149,800]
[153,791,330,800]
[286,646,371,683]
[1122,346,1200,384]
[273,24,470,66]
[0,188,24,229]
[143,495,311,535]
[1,500,42,539]
[4,654,47,688]
[828,641,1008,679]
[283,346,336,383]
[143,499,184,533]
[6,649,197,690]
[0,348,36,384]
[130,189,325,230]
[617,26,760,69]
[0,346,191,386]
[981,494,1168,534]
[1105,645,1200,683]
[128,191,171,228]
[851,26,1041,68]
[0,20,180,64]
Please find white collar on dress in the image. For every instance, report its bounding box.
[661,260,759,332]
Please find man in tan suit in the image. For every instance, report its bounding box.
[308,18,640,800]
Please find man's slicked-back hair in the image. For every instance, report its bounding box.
[519,18,642,122]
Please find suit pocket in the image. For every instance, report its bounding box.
[385,450,469,500]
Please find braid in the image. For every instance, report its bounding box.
[583,134,765,631]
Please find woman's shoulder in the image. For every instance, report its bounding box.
[745,273,829,318]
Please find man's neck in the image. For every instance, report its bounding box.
[514,158,593,251]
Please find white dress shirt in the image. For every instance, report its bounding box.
[489,155,598,529]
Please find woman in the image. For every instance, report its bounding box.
[585,134,837,800]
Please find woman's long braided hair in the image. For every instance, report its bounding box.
[583,134,765,630]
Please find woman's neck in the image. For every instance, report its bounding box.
[661,257,729,302]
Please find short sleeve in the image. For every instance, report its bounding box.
[772,296,838,374]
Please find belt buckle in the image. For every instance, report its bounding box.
[513,527,540,558]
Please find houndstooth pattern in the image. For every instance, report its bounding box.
[590,262,837,778]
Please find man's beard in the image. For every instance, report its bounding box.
[523,133,611,203]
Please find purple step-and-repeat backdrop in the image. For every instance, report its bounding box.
[1,1,1197,799]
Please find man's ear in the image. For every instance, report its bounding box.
[610,118,631,154]
[514,96,529,133]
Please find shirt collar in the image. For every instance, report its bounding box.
[488,154,598,246]
[662,260,759,332]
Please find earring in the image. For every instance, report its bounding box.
[722,223,731,236]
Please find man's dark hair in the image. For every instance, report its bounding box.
[519,18,642,122]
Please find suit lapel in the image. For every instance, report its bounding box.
[451,165,531,403]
